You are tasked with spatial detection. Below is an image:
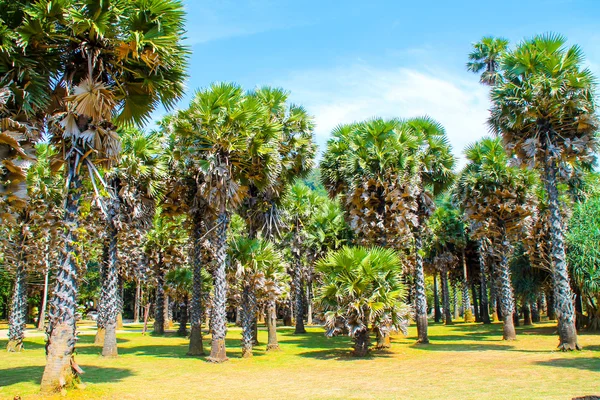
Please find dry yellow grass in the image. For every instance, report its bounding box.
[0,321,599,400]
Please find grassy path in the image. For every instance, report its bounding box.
[1,321,599,399]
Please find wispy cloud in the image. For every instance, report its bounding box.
[277,64,492,168]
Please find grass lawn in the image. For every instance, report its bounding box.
[0,321,599,399]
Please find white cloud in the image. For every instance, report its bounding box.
[277,64,492,169]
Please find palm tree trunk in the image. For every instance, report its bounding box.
[116,274,124,329]
[352,328,370,357]
[133,278,140,324]
[41,166,82,393]
[452,281,459,320]
[442,268,452,325]
[177,294,189,336]
[38,263,50,331]
[306,278,313,325]
[497,235,516,340]
[154,252,165,335]
[101,216,119,358]
[531,300,540,323]
[522,303,532,326]
[241,284,255,358]
[489,262,500,322]
[188,217,205,355]
[414,232,429,343]
[208,212,229,363]
[462,249,474,323]
[433,272,441,323]
[293,238,306,334]
[266,299,279,350]
[478,241,491,324]
[163,296,171,331]
[544,155,580,350]
[7,236,27,352]
[95,242,108,346]
[471,281,480,323]
[546,288,556,320]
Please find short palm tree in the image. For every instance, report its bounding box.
[489,33,598,350]
[466,36,509,85]
[229,236,284,357]
[454,137,535,340]
[315,246,412,356]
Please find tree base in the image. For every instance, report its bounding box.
[557,342,581,351]
[464,310,475,323]
[241,348,253,358]
[41,322,82,394]
[207,339,228,363]
[187,327,205,356]
[94,328,105,346]
[6,339,23,352]
[266,344,280,351]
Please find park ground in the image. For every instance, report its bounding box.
[0,321,599,400]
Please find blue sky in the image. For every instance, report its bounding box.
[157,0,600,167]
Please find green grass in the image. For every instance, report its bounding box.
[1,321,599,399]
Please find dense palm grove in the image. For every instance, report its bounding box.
[0,1,598,395]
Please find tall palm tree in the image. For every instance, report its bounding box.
[403,117,455,343]
[489,33,598,350]
[4,144,63,351]
[315,246,412,356]
[13,0,188,390]
[96,128,166,357]
[283,182,318,334]
[466,36,509,86]
[173,82,281,362]
[454,137,535,340]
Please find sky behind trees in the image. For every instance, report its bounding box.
[155,0,600,166]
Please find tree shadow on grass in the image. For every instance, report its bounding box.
[0,366,133,387]
[534,357,600,372]
[297,347,395,361]
[409,342,515,352]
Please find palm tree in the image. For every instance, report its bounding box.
[4,144,63,351]
[454,137,535,340]
[315,246,412,356]
[96,128,166,357]
[466,36,509,85]
[229,236,284,357]
[173,82,281,362]
[283,182,318,334]
[403,117,455,343]
[12,0,188,390]
[489,33,598,350]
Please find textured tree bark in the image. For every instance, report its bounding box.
[102,215,119,358]
[497,235,516,341]
[266,300,279,350]
[462,249,474,323]
[7,236,27,352]
[293,245,306,334]
[523,303,532,326]
[452,281,460,320]
[163,296,172,331]
[241,285,255,358]
[153,253,165,335]
[177,294,189,336]
[133,278,140,324]
[433,272,441,323]
[38,249,51,331]
[478,241,491,324]
[116,275,124,330]
[208,212,229,363]
[414,232,429,343]
[471,281,480,323]
[283,303,293,327]
[353,328,370,357]
[187,217,205,355]
[95,242,109,346]
[531,301,540,323]
[306,279,313,326]
[546,289,556,320]
[375,330,391,349]
[442,268,452,325]
[41,166,82,393]
[489,263,500,322]
[544,154,580,350]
